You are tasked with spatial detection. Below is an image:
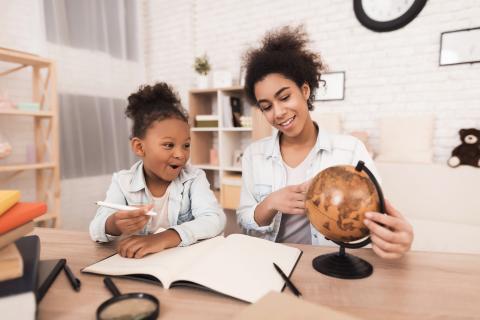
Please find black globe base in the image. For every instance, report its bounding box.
[312,246,373,279]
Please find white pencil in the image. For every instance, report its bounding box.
[95,201,157,216]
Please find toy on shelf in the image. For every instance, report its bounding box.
[0,132,12,159]
[0,91,15,110]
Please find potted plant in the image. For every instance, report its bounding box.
[194,54,211,88]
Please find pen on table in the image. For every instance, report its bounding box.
[64,263,81,292]
[95,201,157,216]
[273,262,302,298]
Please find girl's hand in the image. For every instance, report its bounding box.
[364,199,414,259]
[118,229,182,259]
[266,181,310,215]
[105,204,153,236]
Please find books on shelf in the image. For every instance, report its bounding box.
[0,190,20,216]
[222,95,234,128]
[16,102,40,112]
[83,233,302,303]
[240,116,252,128]
[195,114,219,127]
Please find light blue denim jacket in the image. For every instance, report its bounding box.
[89,160,226,246]
[237,129,380,245]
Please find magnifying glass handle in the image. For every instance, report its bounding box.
[103,277,121,297]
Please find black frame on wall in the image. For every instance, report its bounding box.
[439,26,480,67]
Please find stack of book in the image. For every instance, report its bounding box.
[195,114,219,128]
[240,116,252,128]
[0,190,46,319]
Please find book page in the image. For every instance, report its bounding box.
[173,234,302,303]
[82,236,224,288]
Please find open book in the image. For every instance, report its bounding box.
[82,234,302,303]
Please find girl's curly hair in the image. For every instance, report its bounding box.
[125,82,188,138]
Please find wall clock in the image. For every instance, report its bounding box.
[353,0,427,32]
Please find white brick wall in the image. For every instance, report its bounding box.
[143,0,196,104]
[144,0,480,162]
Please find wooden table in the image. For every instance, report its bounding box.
[34,228,480,319]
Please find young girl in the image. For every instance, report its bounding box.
[237,26,413,259]
[90,83,226,258]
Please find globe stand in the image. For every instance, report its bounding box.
[309,160,385,280]
[312,245,373,279]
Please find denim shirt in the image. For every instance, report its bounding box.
[89,161,226,246]
[236,129,381,245]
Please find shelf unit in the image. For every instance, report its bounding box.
[0,48,61,227]
[189,86,271,210]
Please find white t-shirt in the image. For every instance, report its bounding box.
[146,186,171,233]
[276,148,315,244]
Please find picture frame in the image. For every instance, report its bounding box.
[439,27,480,66]
[315,71,345,101]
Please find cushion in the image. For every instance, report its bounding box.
[349,131,374,158]
[376,115,434,163]
[310,112,342,134]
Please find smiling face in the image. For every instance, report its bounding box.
[254,73,311,138]
[132,118,191,184]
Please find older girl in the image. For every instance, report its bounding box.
[237,26,413,259]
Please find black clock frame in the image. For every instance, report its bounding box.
[353,0,428,32]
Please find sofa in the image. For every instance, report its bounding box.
[376,161,480,254]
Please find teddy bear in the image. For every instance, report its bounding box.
[447,128,480,168]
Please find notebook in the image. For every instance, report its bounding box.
[0,221,34,249]
[232,291,361,320]
[0,202,46,234]
[0,235,40,320]
[83,233,302,303]
[0,190,20,216]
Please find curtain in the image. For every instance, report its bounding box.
[43,0,144,179]
[59,94,136,179]
[43,0,139,61]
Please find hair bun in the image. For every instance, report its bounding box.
[126,82,181,119]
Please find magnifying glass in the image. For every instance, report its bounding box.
[96,277,160,320]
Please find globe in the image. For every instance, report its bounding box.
[305,165,381,243]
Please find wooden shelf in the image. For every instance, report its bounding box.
[0,162,56,173]
[191,127,219,132]
[35,212,58,223]
[189,86,272,210]
[192,164,220,171]
[0,48,60,228]
[189,85,243,94]
[0,109,54,117]
[221,127,252,132]
[220,85,244,92]
[191,127,252,132]
[0,47,51,67]
[223,166,242,172]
